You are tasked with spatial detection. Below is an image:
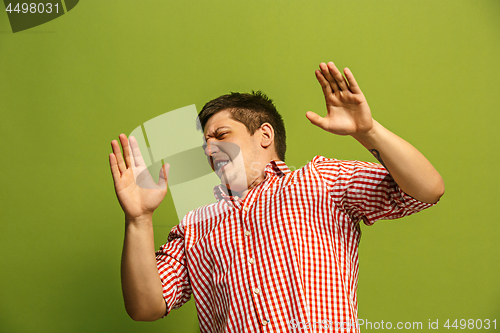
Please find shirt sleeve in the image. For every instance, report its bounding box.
[313,155,436,225]
[155,224,192,315]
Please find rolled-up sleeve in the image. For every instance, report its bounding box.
[155,225,192,315]
[313,155,436,225]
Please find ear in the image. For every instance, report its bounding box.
[258,123,275,149]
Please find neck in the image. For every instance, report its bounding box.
[227,170,267,200]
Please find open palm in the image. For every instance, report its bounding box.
[306,62,374,136]
[109,134,169,220]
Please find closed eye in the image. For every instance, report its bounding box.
[201,133,227,151]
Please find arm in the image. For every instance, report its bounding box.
[314,157,435,225]
[109,134,169,321]
[306,62,444,204]
[122,216,166,321]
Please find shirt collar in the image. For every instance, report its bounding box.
[213,160,290,201]
[264,159,290,177]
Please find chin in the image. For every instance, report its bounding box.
[219,167,249,193]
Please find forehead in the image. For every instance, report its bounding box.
[203,110,241,135]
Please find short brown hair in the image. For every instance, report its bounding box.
[197,91,287,161]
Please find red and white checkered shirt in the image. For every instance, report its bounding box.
[155,156,435,332]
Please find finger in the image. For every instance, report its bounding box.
[305,111,328,130]
[315,69,333,97]
[128,141,136,168]
[109,153,121,183]
[111,139,126,174]
[129,136,146,167]
[119,134,132,169]
[319,62,341,93]
[158,163,170,190]
[327,62,349,92]
[343,67,362,94]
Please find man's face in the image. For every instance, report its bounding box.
[203,110,263,194]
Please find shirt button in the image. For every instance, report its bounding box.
[253,288,260,294]
[243,206,249,212]
[244,230,251,236]
[248,257,254,264]
[262,320,269,326]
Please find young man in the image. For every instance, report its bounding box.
[109,62,444,332]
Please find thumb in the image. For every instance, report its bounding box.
[158,163,170,190]
[306,111,328,130]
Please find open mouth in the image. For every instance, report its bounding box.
[214,160,230,176]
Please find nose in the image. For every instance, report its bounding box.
[204,141,220,157]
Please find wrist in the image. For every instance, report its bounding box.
[351,119,382,146]
[125,214,153,227]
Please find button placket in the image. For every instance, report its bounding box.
[242,185,272,329]
[242,202,264,326]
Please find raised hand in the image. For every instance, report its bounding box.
[306,62,374,136]
[109,134,169,220]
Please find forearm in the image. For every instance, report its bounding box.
[121,216,166,321]
[352,120,445,204]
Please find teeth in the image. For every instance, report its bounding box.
[216,161,228,170]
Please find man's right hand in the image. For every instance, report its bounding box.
[110,134,168,321]
[109,134,169,221]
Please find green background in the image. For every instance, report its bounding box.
[1,0,499,332]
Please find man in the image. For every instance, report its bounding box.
[109,62,444,332]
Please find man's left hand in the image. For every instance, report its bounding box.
[306,62,374,136]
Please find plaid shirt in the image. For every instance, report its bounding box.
[155,155,434,332]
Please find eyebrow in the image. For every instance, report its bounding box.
[204,126,231,140]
